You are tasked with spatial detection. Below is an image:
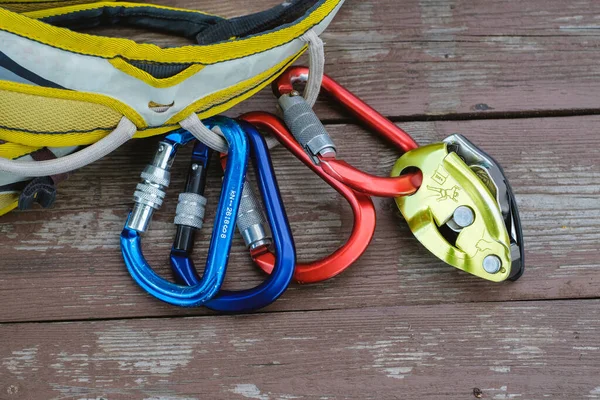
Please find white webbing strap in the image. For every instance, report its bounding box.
[0,117,137,177]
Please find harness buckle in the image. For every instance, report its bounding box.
[391,134,524,282]
[18,148,70,210]
[18,177,57,210]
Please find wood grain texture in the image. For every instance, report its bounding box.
[2,1,600,396]
[1,300,599,400]
[1,115,598,322]
[88,0,600,118]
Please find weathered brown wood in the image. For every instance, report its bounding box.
[87,0,600,118]
[2,1,599,395]
[0,300,598,400]
[1,115,598,322]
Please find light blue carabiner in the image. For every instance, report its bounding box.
[170,120,296,313]
[120,116,249,307]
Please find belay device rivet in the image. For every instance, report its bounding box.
[449,206,475,231]
[483,255,503,275]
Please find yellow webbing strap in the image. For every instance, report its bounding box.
[0,193,18,217]
[0,47,304,147]
[0,141,41,160]
[0,0,112,12]
[0,142,41,216]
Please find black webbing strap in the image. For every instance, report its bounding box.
[18,176,56,209]
[18,148,69,210]
[39,1,322,45]
[39,5,224,40]
[196,0,318,45]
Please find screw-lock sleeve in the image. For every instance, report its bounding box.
[279,94,336,158]
[236,179,271,250]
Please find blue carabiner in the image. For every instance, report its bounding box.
[170,120,296,313]
[120,116,249,307]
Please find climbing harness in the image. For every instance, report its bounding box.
[241,112,377,284]
[121,116,249,307]
[273,66,422,198]
[0,0,344,214]
[170,120,296,312]
[272,66,524,282]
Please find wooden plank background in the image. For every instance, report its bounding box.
[1,0,600,398]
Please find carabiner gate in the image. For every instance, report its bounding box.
[169,119,296,313]
[120,116,249,307]
[240,112,377,283]
[273,66,422,198]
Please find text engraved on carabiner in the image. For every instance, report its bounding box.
[220,190,237,239]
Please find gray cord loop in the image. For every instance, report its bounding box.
[180,113,228,153]
[174,192,208,230]
[300,29,325,108]
[0,117,137,177]
[0,146,79,187]
[264,30,324,150]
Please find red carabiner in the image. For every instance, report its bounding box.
[240,112,377,284]
[274,66,423,198]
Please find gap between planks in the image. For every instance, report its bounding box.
[317,107,600,126]
[2,296,600,327]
